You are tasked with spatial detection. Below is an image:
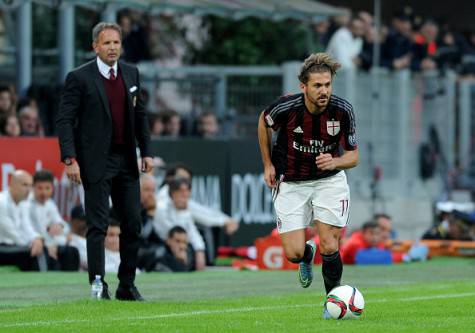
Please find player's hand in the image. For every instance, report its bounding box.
[65,161,81,185]
[29,238,44,257]
[264,164,277,188]
[316,153,337,170]
[141,157,154,173]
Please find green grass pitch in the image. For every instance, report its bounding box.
[0,257,474,332]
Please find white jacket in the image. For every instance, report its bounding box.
[326,27,363,69]
[153,198,205,251]
[157,185,231,227]
[20,195,70,246]
[0,190,39,246]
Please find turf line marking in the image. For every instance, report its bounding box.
[1,291,475,328]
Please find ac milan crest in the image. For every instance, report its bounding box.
[327,120,340,136]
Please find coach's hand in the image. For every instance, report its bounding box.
[264,164,277,188]
[66,161,82,185]
[141,157,154,173]
[316,153,337,171]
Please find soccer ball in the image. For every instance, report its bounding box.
[325,285,364,319]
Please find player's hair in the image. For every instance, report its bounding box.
[33,170,54,184]
[92,22,122,43]
[168,226,187,239]
[298,52,341,84]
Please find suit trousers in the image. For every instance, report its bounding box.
[84,147,142,286]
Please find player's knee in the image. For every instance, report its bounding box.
[319,238,338,255]
[285,249,305,263]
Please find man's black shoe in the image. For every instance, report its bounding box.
[115,285,145,301]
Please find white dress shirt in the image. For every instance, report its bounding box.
[326,27,363,69]
[0,190,40,246]
[157,185,232,227]
[96,57,118,79]
[20,195,70,246]
[153,198,205,251]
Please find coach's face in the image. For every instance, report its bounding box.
[301,71,332,111]
[93,28,121,66]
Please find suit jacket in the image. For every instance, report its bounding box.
[56,59,151,184]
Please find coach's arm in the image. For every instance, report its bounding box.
[258,111,276,188]
[315,149,359,171]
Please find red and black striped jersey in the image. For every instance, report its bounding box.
[263,93,357,181]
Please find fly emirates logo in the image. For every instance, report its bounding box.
[292,139,336,154]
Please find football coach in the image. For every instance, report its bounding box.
[56,22,153,301]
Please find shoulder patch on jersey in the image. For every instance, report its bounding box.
[265,114,274,127]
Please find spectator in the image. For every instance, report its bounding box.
[0,84,14,116]
[18,106,43,136]
[326,16,365,70]
[311,19,330,52]
[341,222,383,264]
[104,220,122,273]
[196,111,219,138]
[162,110,181,138]
[118,10,151,63]
[153,177,206,270]
[68,205,88,270]
[0,170,46,271]
[158,163,239,235]
[20,170,79,271]
[411,19,439,71]
[374,213,396,243]
[148,112,164,138]
[435,30,463,70]
[140,226,193,272]
[422,210,472,241]
[382,12,413,70]
[0,114,21,137]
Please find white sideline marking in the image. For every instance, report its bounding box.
[1,292,475,328]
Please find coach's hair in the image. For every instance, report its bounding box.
[92,22,122,43]
[33,170,54,184]
[298,53,341,84]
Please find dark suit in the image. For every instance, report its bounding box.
[56,59,150,286]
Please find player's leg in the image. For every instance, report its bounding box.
[312,171,350,294]
[273,181,315,287]
[316,222,343,294]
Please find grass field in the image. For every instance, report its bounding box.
[0,257,474,332]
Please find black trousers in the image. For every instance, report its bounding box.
[0,245,47,271]
[84,147,142,286]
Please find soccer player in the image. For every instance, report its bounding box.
[258,52,358,317]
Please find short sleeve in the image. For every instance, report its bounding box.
[342,105,358,151]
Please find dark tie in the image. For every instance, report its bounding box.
[109,68,116,80]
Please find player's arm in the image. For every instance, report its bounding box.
[316,149,359,171]
[258,111,276,188]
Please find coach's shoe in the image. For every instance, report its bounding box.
[298,239,316,288]
[116,285,145,301]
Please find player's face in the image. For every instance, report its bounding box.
[301,71,333,110]
[93,29,122,66]
[33,181,54,204]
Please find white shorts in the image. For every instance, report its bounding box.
[273,171,350,233]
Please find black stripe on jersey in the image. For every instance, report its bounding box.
[310,111,320,177]
[292,110,305,179]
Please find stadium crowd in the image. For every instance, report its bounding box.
[1,7,475,139]
[0,163,239,273]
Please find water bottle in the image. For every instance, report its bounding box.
[91,275,103,299]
